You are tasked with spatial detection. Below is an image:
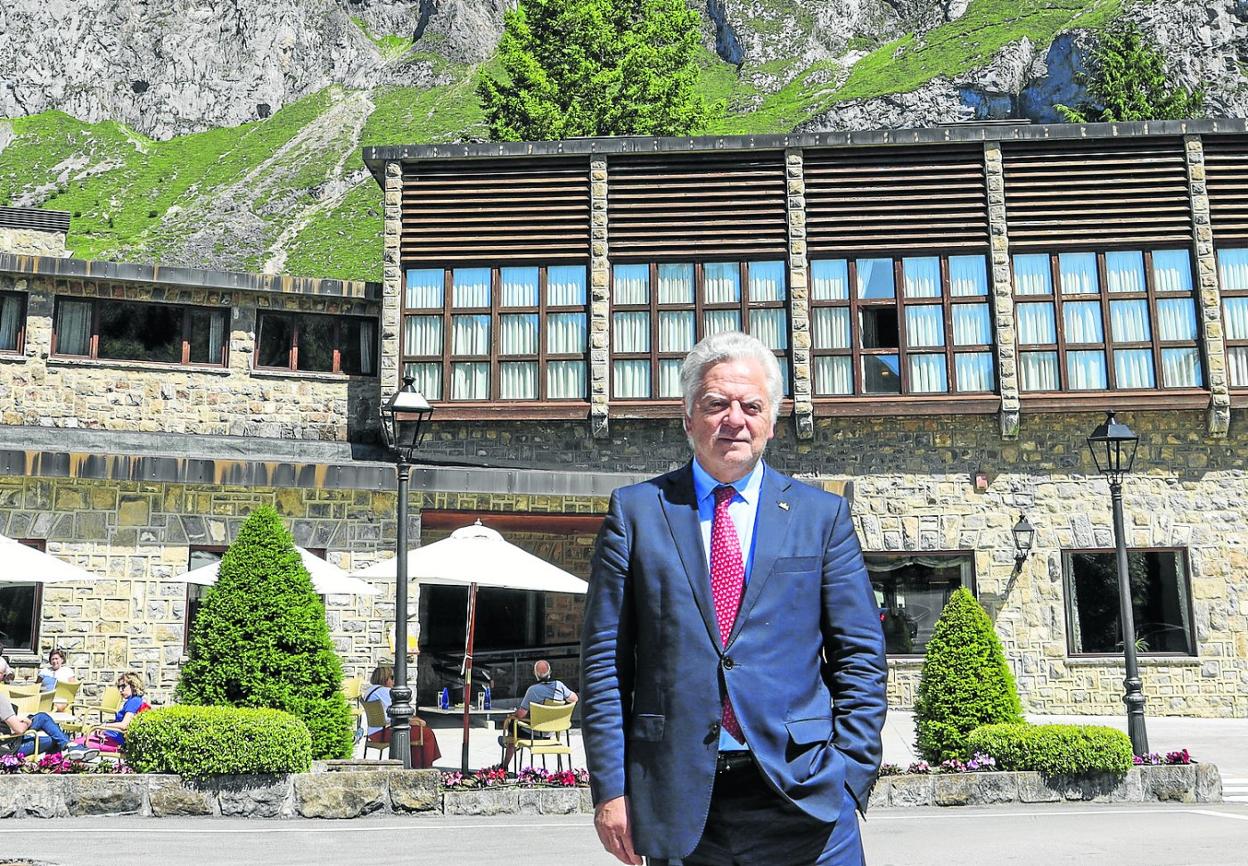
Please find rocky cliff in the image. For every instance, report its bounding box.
[1,0,1245,280]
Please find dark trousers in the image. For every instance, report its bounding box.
[649,755,864,866]
[16,712,70,757]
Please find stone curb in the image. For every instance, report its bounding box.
[0,764,1221,819]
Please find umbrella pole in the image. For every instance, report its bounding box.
[461,581,478,774]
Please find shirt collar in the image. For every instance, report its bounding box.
[691,457,766,506]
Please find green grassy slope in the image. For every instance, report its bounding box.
[0,0,1119,282]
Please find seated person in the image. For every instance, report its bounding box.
[499,660,577,768]
[0,644,14,684]
[83,673,147,751]
[360,663,440,768]
[37,648,78,710]
[0,689,95,760]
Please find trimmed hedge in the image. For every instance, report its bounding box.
[966,723,1134,777]
[914,588,1024,762]
[126,705,313,778]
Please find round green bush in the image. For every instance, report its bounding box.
[913,587,1024,762]
[967,723,1133,777]
[175,505,355,760]
[126,705,312,777]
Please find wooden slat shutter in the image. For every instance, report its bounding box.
[1202,136,1248,242]
[1002,138,1192,248]
[400,159,590,266]
[606,152,787,259]
[804,145,988,254]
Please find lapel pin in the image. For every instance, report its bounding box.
[778,501,790,511]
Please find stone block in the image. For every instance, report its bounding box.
[934,772,1019,806]
[442,787,520,815]
[117,494,151,527]
[388,769,440,812]
[67,775,147,816]
[294,771,388,818]
[580,787,594,813]
[1015,772,1061,803]
[1051,771,1140,803]
[1195,764,1222,802]
[148,776,215,816]
[0,775,69,818]
[867,779,889,810]
[888,775,933,807]
[1140,764,1197,802]
[516,787,582,814]
[211,774,294,818]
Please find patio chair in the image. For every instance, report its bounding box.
[341,676,365,739]
[49,681,83,732]
[508,700,575,773]
[361,699,424,761]
[84,686,122,726]
[0,692,48,758]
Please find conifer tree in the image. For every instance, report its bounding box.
[176,506,354,760]
[913,587,1024,763]
[478,0,711,140]
[1058,20,1204,122]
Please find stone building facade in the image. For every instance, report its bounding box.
[2,120,1248,721]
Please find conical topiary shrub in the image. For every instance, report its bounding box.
[913,587,1024,763]
[176,505,354,760]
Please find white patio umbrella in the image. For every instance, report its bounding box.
[353,521,588,771]
[0,533,98,582]
[178,546,379,597]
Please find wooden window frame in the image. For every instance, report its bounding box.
[401,264,590,403]
[1012,248,1206,397]
[1,539,47,654]
[1218,247,1248,391]
[51,297,229,366]
[608,259,790,402]
[1061,546,1196,658]
[0,291,27,355]
[254,310,378,376]
[863,550,976,659]
[809,253,996,399]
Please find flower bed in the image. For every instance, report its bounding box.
[1,753,134,776]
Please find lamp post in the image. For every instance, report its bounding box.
[1011,514,1035,567]
[1086,411,1148,756]
[379,377,434,768]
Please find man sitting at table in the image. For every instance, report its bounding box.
[0,690,95,760]
[499,660,577,769]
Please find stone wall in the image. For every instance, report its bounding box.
[0,226,66,257]
[0,272,380,441]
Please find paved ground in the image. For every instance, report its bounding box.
[411,709,1248,801]
[1,804,1246,865]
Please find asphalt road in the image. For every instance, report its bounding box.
[1,804,1246,866]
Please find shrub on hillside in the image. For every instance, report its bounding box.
[966,723,1133,777]
[913,587,1023,762]
[176,505,354,759]
[126,705,312,777]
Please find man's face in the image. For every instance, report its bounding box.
[684,357,775,484]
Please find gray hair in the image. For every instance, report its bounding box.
[680,331,783,424]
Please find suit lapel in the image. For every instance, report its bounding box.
[728,466,794,647]
[659,464,720,648]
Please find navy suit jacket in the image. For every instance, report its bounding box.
[581,462,888,859]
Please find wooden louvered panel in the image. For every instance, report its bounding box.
[1202,137,1248,242]
[607,153,787,258]
[1002,140,1192,248]
[804,146,989,253]
[400,159,589,266]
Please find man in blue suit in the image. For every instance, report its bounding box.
[582,331,888,865]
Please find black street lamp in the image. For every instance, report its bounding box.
[1011,514,1035,566]
[1086,411,1148,756]
[379,376,434,768]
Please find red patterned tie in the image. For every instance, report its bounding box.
[710,484,745,743]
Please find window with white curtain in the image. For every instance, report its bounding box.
[1014,249,1203,392]
[811,255,994,396]
[1217,248,1248,388]
[402,265,588,401]
[608,260,790,400]
[53,297,231,367]
[0,292,27,353]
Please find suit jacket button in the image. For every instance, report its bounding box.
[722,657,734,670]
[709,722,721,735]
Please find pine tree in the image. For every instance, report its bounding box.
[913,587,1024,763]
[477,0,711,140]
[176,506,354,760]
[1057,20,1204,123]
